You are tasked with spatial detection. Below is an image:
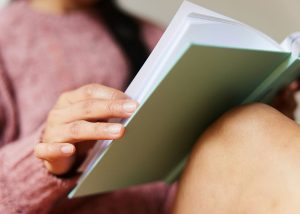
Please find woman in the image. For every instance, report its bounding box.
[0,0,169,213]
[1,0,300,213]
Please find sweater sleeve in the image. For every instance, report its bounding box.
[0,64,77,214]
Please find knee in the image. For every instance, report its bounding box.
[176,103,300,214]
[190,103,300,166]
[183,104,300,186]
[206,103,298,147]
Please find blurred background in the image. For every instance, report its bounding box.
[118,0,300,42]
[0,0,300,42]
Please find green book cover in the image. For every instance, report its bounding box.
[68,1,300,198]
[69,45,295,197]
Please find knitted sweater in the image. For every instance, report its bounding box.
[0,1,176,213]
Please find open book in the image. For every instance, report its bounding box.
[68,1,300,198]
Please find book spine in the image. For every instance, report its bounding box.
[242,56,299,104]
[164,156,188,184]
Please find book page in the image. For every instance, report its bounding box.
[281,32,300,57]
[126,1,284,104]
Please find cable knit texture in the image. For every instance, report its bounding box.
[0,1,175,213]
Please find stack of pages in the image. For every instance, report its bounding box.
[69,1,300,198]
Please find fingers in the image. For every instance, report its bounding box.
[49,99,138,123]
[34,142,76,175]
[56,84,129,108]
[289,81,298,91]
[34,143,76,162]
[43,121,125,144]
[38,84,135,175]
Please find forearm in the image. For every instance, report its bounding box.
[0,126,77,214]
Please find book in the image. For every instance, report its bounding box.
[68,1,300,198]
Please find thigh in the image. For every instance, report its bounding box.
[172,103,300,214]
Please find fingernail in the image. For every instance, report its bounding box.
[108,124,122,134]
[123,101,137,113]
[61,145,74,154]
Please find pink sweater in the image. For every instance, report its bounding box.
[0,1,176,213]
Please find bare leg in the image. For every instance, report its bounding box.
[172,103,300,214]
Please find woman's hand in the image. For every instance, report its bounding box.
[34,84,138,175]
[272,80,300,119]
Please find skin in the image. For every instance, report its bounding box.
[172,103,300,214]
[271,80,300,119]
[30,0,98,14]
[34,84,138,175]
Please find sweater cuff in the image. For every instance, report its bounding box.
[0,126,78,214]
